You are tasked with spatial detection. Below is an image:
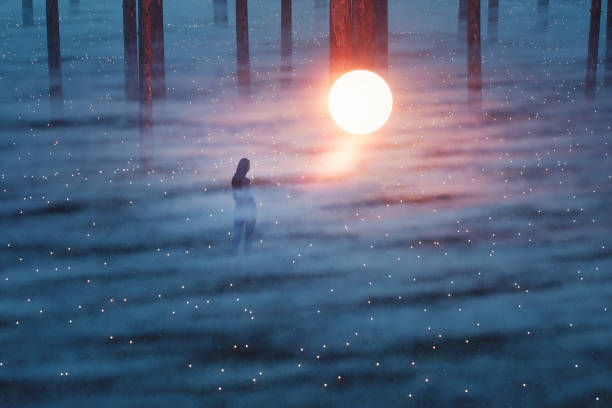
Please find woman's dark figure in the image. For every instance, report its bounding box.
[231,158,256,253]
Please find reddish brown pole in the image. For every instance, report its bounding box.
[330,0,351,78]
[151,0,165,98]
[467,0,482,105]
[351,0,374,70]
[281,0,292,85]
[236,0,251,94]
[139,0,153,167]
[23,0,33,27]
[605,0,612,85]
[487,0,498,43]
[46,0,62,100]
[213,0,228,26]
[123,0,138,100]
[374,0,388,72]
[585,0,602,98]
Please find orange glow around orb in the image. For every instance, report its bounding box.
[328,70,393,135]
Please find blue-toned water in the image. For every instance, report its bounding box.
[1,0,611,406]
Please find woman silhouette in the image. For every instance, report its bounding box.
[231,158,256,253]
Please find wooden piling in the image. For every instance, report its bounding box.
[374,0,388,72]
[604,0,612,85]
[330,0,351,77]
[46,0,62,100]
[467,0,482,105]
[22,0,33,27]
[458,0,468,40]
[487,0,498,43]
[351,0,375,70]
[236,0,251,94]
[138,0,154,157]
[123,0,138,100]
[537,0,549,31]
[151,0,165,98]
[585,0,602,97]
[281,0,292,85]
[213,0,228,26]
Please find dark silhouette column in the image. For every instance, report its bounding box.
[139,0,154,167]
[351,0,374,70]
[22,0,33,27]
[46,0,62,100]
[467,0,482,105]
[151,0,165,98]
[69,0,79,17]
[330,0,351,77]
[123,0,139,100]
[537,0,549,31]
[487,0,498,43]
[281,0,292,86]
[213,0,228,26]
[236,0,251,95]
[604,0,612,85]
[374,0,388,72]
[585,0,602,98]
[458,0,468,40]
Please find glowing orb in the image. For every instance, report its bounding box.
[328,70,393,135]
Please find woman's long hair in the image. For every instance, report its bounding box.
[232,158,250,187]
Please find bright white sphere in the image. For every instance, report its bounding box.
[328,70,393,135]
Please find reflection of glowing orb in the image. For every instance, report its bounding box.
[328,70,393,135]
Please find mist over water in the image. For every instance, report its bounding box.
[1,0,611,406]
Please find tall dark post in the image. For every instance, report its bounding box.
[69,0,79,17]
[604,0,612,86]
[46,0,62,100]
[537,0,550,31]
[467,0,482,105]
[458,0,468,40]
[151,0,166,98]
[281,0,292,86]
[487,0,499,43]
[123,0,139,100]
[330,0,351,77]
[374,0,388,72]
[213,0,228,26]
[236,0,251,94]
[352,0,375,70]
[139,0,154,167]
[22,0,33,27]
[585,0,602,98]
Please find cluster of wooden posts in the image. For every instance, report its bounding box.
[26,0,612,121]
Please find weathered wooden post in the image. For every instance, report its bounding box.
[22,0,33,27]
[467,0,482,105]
[487,0,498,43]
[46,0,62,100]
[123,0,139,100]
[604,0,612,85]
[537,0,549,31]
[151,0,165,98]
[139,0,154,167]
[458,0,468,40]
[585,0,602,97]
[236,0,251,94]
[213,0,228,26]
[374,0,388,72]
[330,0,351,78]
[351,0,375,70]
[69,0,79,17]
[281,0,292,86]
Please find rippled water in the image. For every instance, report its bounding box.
[1,0,611,406]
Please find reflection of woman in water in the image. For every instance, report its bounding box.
[231,158,256,253]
